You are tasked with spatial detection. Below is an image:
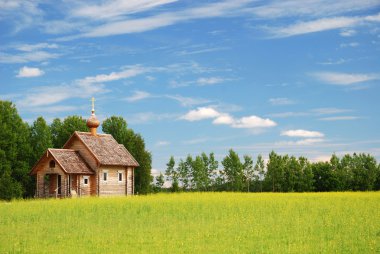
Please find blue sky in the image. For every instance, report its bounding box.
[1,0,380,174]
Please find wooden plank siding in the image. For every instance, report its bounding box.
[98,167,127,196]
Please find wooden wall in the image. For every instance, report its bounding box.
[98,167,127,196]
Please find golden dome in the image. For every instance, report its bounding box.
[87,113,100,129]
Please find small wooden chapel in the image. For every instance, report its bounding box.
[30,98,139,198]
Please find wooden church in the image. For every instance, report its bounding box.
[30,98,139,198]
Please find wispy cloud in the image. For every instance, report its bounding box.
[318,116,361,121]
[128,112,178,124]
[266,13,380,38]
[16,66,44,78]
[281,129,324,138]
[155,140,171,147]
[0,51,59,64]
[268,97,295,106]
[311,71,379,85]
[125,91,153,102]
[250,0,380,19]
[71,0,178,20]
[197,77,226,86]
[340,42,359,47]
[181,106,276,130]
[312,108,352,115]
[165,94,211,107]
[339,29,357,37]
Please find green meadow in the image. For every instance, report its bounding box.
[0,192,379,253]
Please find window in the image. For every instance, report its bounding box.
[103,172,108,181]
[49,160,55,168]
[83,176,89,185]
[118,172,123,182]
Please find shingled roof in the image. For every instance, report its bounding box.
[49,149,94,174]
[74,132,139,167]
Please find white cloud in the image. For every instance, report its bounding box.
[311,71,379,85]
[15,43,59,52]
[276,138,325,146]
[126,91,152,102]
[266,12,380,38]
[0,51,59,63]
[340,42,359,47]
[269,97,295,105]
[232,116,277,128]
[213,114,235,125]
[180,107,220,121]
[80,65,146,85]
[165,94,211,107]
[250,0,380,19]
[312,107,352,115]
[155,140,170,147]
[16,66,44,78]
[281,129,324,138]
[128,112,178,124]
[66,0,251,39]
[267,112,309,118]
[340,29,356,37]
[197,77,225,86]
[318,116,360,121]
[181,106,276,130]
[71,0,178,20]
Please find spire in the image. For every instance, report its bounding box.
[87,97,100,136]
[91,97,95,114]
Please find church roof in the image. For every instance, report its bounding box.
[49,149,94,174]
[73,132,139,167]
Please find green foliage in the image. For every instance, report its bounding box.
[254,154,265,192]
[222,149,243,191]
[0,172,23,201]
[51,116,88,148]
[0,193,379,253]
[0,100,33,198]
[30,116,52,164]
[102,116,152,194]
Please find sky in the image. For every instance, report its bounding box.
[1,0,380,175]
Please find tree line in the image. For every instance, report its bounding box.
[156,149,380,192]
[0,101,152,200]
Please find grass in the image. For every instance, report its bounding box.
[0,192,379,253]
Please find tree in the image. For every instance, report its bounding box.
[254,154,265,192]
[298,157,314,192]
[242,155,254,192]
[51,116,88,148]
[312,162,337,192]
[165,156,179,192]
[265,151,285,192]
[207,153,219,191]
[102,116,152,194]
[0,100,33,199]
[222,149,243,191]
[178,158,190,191]
[0,172,23,201]
[30,117,52,164]
[155,173,165,191]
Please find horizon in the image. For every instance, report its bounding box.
[1,1,380,174]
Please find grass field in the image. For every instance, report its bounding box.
[0,192,379,253]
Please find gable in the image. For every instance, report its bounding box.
[71,132,139,167]
[30,149,94,175]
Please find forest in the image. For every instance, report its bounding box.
[1,100,379,201]
[0,100,152,200]
[159,150,380,193]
